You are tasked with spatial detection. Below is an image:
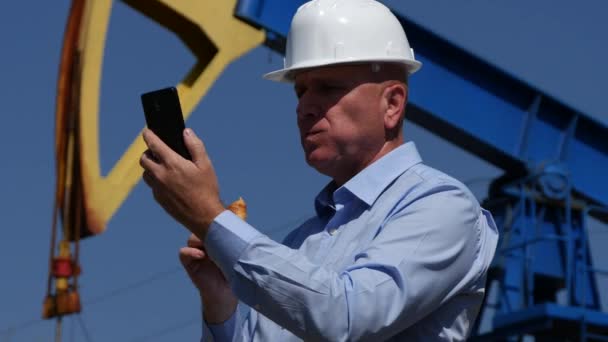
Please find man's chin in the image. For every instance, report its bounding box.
[305,154,334,176]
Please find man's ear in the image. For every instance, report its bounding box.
[383,82,407,130]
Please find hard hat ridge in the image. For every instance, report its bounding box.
[264,0,422,82]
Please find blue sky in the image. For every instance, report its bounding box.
[1,1,606,341]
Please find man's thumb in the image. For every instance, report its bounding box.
[183,128,206,165]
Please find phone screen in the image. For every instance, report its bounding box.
[141,87,191,160]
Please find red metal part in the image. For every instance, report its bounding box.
[52,258,73,278]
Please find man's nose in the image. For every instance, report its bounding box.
[296,92,322,121]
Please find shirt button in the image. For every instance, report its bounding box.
[255,304,261,310]
[329,228,337,236]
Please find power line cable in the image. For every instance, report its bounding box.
[84,266,181,306]
[0,215,309,339]
[70,315,75,342]
[0,267,181,338]
[129,317,199,342]
[0,317,44,340]
[76,313,94,342]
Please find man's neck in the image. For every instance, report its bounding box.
[333,139,403,187]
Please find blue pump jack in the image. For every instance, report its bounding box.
[472,163,608,341]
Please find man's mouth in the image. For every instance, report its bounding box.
[304,130,323,138]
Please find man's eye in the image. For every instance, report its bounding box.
[294,86,305,98]
[321,84,342,92]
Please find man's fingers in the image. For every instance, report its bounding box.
[179,247,206,265]
[142,128,176,164]
[183,128,207,167]
[140,150,163,177]
[142,170,156,188]
[187,233,203,248]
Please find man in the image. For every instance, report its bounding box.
[140,0,498,341]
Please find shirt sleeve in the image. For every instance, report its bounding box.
[204,185,496,341]
[204,310,236,342]
[203,301,252,342]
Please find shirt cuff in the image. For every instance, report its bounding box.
[204,210,263,283]
[206,309,237,342]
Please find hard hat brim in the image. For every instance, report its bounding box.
[263,58,422,83]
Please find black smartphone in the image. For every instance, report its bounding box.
[141,87,191,160]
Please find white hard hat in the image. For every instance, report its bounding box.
[264,0,422,83]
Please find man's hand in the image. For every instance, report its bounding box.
[140,128,225,240]
[180,234,238,324]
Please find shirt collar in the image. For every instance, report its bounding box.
[314,142,422,216]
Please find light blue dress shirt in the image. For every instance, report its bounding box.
[203,142,498,341]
